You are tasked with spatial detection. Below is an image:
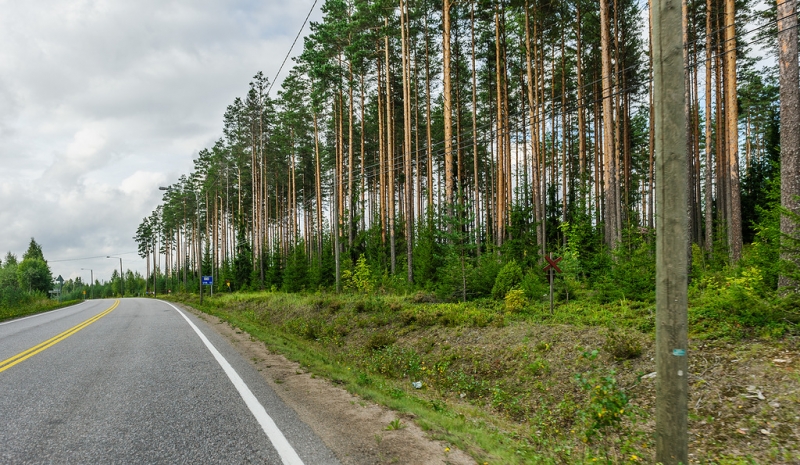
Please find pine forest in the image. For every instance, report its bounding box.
[126,0,800,461]
[135,0,798,302]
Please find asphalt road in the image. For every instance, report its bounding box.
[0,298,340,464]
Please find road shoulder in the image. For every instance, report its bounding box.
[179,303,475,465]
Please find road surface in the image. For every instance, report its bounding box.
[0,298,340,464]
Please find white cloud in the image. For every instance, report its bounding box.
[0,0,322,283]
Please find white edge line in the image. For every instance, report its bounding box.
[0,301,87,327]
[162,301,304,465]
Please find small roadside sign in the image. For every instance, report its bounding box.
[202,276,213,286]
[543,255,563,274]
[543,255,563,315]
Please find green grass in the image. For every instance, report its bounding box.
[168,291,657,463]
[0,298,82,323]
[166,286,797,464]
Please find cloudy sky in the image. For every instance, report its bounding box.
[0,0,322,283]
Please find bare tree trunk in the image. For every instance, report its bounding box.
[684,0,696,249]
[704,0,714,252]
[576,4,586,205]
[400,0,413,283]
[348,62,355,251]
[361,78,367,234]
[613,0,624,235]
[716,29,727,232]
[778,0,800,288]
[495,6,505,248]
[471,0,481,255]
[377,54,387,245]
[538,26,547,256]
[600,0,619,249]
[424,13,434,214]
[561,31,568,244]
[442,0,454,219]
[385,25,396,274]
[648,0,655,230]
[724,0,742,263]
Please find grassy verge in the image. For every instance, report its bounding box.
[168,291,798,464]
[0,298,82,323]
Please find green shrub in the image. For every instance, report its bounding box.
[504,289,527,312]
[434,257,469,301]
[689,267,791,339]
[410,291,439,303]
[527,357,550,376]
[574,349,643,446]
[366,331,396,351]
[521,269,549,302]
[470,254,503,298]
[342,254,373,294]
[492,260,523,300]
[602,328,643,360]
[353,296,382,313]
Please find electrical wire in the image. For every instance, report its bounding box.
[266,0,320,97]
[155,3,797,221]
[49,252,140,263]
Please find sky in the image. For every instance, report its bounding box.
[0,0,322,284]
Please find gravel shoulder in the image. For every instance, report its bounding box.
[182,304,475,465]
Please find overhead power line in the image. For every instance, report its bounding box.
[49,252,139,263]
[266,0,320,97]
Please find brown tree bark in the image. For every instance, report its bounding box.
[525,2,543,253]
[424,12,433,214]
[400,0,413,283]
[704,0,714,252]
[600,0,620,249]
[348,61,355,250]
[495,6,505,247]
[724,0,742,263]
[442,0,454,219]
[471,0,481,255]
[377,54,387,245]
[385,23,396,274]
[778,0,800,288]
[576,3,587,205]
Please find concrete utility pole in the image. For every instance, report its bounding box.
[652,0,689,463]
[107,256,124,297]
[81,268,93,299]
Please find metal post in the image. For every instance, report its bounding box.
[106,257,124,297]
[194,190,202,305]
[653,0,689,462]
[154,236,157,298]
[81,268,93,299]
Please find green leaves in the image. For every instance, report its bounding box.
[492,260,523,300]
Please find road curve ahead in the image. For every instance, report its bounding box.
[0,298,340,464]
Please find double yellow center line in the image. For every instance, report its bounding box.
[0,300,119,374]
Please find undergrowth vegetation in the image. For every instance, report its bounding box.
[168,201,800,463]
[172,251,798,463]
[0,296,81,322]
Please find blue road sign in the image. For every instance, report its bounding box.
[202,276,213,285]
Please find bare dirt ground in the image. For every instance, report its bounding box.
[183,304,475,465]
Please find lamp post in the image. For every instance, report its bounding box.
[81,268,93,299]
[107,256,123,297]
[160,186,202,304]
